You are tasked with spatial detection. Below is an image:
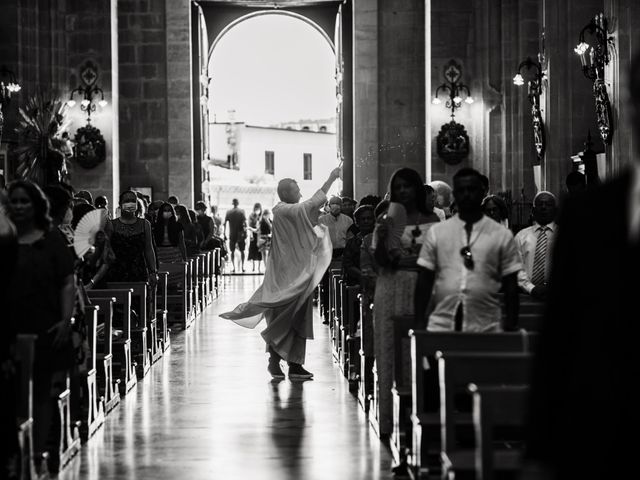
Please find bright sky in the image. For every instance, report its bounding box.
[209,14,336,126]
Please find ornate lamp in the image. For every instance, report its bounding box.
[66,60,108,123]
[433,60,473,165]
[574,13,614,144]
[67,61,107,169]
[514,56,546,163]
[0,65,22,144]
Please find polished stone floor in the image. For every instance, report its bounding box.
[60,275,393,480]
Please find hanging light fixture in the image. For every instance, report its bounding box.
[514,56,546,162]
[574,12,614,144]
[66,60,108,123]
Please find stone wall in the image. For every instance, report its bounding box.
[65,0,117,202]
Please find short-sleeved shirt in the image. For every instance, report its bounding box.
[417,214,522,332]
[318,213,353,249]
[225,207,246,239]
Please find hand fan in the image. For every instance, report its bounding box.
[74,209,108,257]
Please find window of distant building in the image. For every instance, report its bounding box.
[265,151,275,175]
[303,153,312,180]
[319,125,327,132]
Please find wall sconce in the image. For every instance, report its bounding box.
[433,59,472,165]
[574,13,614,144]
[514,56,546,163]
[66,61,107,123]
[432,59,474,116]
[0,65,22,143]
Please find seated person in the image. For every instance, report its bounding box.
[342,205,375,285]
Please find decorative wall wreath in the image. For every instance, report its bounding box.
[73,124,106,169]
[436,120,470,165]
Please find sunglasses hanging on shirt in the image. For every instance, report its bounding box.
[460,245,474,270]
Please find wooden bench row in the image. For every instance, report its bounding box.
[318,269,545,479]
[12,248,225,479]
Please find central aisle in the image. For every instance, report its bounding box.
[61,275,393,480]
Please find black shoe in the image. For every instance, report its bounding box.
[268,361,285,379]
[288,363,313,380]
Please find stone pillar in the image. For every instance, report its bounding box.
[352,0,379,198]
[118,0,169,199]
[378,0,426,188]
[65,0,118,203]
[166,0,194,206]
[604,0,640,175]
[542,0,605,195]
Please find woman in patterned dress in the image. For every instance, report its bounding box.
[371,168,440,437]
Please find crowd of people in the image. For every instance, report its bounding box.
[0,181,229,475]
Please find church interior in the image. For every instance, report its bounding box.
[1,0,639,479]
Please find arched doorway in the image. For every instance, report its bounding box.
[191,0,353,203]
[206,12,338,209]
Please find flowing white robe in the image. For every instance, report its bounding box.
[220,190,332,363]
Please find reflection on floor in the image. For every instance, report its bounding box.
[60,275,393,480]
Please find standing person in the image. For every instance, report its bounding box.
[194,201,214,249]
[153,203,187,263]
[224,198,247,273]
[370,169,440,437]
[175,204,199,257]
[425,184,447,222]
[106,190,157,286]
[257,209,273,270]
[414,168,521,332]
[318,196,353,258]
[522,53,640,480]
[514,191,557,300]
[342,205,375,286]
[0,191,18,480]
[247,202,263,272]
[482,194,510,228]
[210,205,223,236]
[6,180,76,475]
[220,167,342,380]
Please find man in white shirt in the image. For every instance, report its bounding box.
[514,191,557,299]
[415,168,522,332]
[318,196,353,258]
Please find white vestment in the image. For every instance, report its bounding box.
[220,190,332,363]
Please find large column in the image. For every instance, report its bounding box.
[604,0,640,175]
[65,0,118,203]
[378,0,426,188]
[118,0,169,199]
[166,0,194,206]
[543,0,605,195]
[352,0,379,198]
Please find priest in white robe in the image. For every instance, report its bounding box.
[220,167,342,379]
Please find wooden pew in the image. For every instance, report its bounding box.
[342,284,361,389]
[189,256,201,317]
[469,383,529,480]
[15,334,38,480]
[88,296,120,414]
[156,271,171,351]
[80,305,105,441]
[160,261,193,330]
[409,331,535,479]
[57,374,81,469]
[390,315,415,469]
[358,293,374,413]
[437,352,532,479]
[212,247,221,298]
[331,273,343,364]
[87,289,137,396]
[106,282,153,378]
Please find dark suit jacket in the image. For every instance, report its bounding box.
[525,169,640,478]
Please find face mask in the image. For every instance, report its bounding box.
[121,202,137,213]
[162,212,172,219]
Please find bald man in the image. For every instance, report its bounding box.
[221,167,342,379]
[514,191,558,299]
